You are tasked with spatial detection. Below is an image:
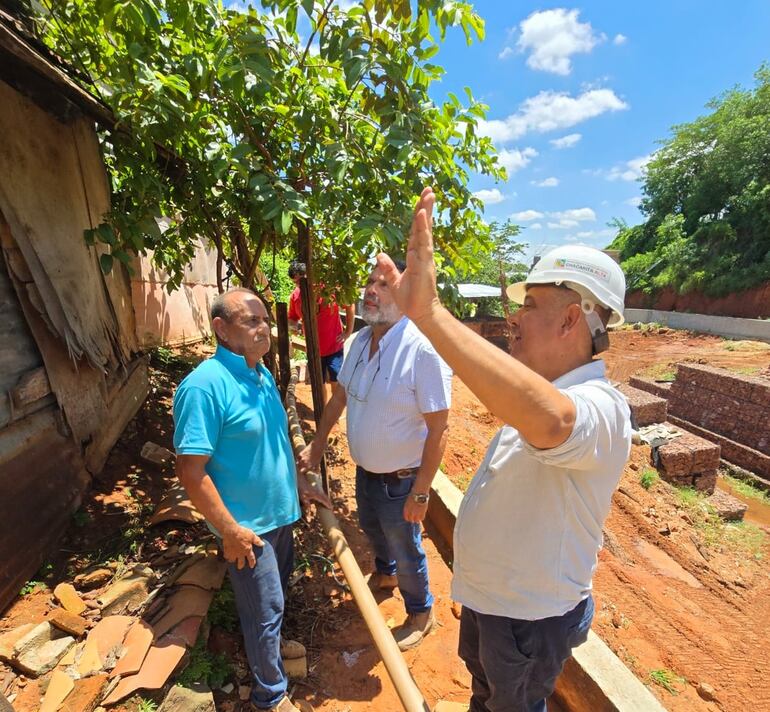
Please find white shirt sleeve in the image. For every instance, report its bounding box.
[414,344,453,414]
[521,384,629,471]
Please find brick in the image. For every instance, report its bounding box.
[619,384,667,426]
[48,609,88,638]
[693,469,717,494]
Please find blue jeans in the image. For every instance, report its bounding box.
[355,466,433,613]
[459,596,594,712]
[321,348,344,382]
[227,524,294,709]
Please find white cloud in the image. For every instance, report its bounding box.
[473,188,507,205]
[613,33,627,45]
[498,147,538,174]
[517,9,604,76]
[511,210,544,222]
[548,219,579,229]
[530,223,543,229]
[512,207,596,227]
[498,46,514,60]
[532,177,559,188]
[607,154,651,181]
[624,196,642,207]
[564,227,617,243]
[478,89,627,144]
[550,207,596,222]
[550,133,582,149]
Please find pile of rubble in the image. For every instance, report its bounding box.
[0,444,309,711]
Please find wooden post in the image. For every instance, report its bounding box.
[275,302,291,399]
[297,221,329,492]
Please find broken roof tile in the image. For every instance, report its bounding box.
[53,584,87,616]
[100,636,186,705]
[109,620,154,679]
[172,556,227,591]
[151,587,213,640]
[149,484,204,526]
[165,616,202,648]
[39,669,74,712]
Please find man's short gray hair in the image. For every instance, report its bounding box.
[211,287,257,323]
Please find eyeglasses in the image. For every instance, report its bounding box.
[347,335,382,403]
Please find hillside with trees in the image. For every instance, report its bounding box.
[611,65,770,315]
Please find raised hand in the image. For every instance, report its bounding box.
[376,187,442,327]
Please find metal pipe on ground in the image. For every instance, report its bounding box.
[285,370,431,712]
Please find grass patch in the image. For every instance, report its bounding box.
[639,362,677,382]
[640,468,659,490]
[722,474,770,504]
[674,485,767,559]
[177,637,232,690]
[649,668,685,695]
[136,699,158,712]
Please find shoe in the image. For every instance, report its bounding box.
[280,637,306,660]
[366,571,398,591]
[393,608,435,651]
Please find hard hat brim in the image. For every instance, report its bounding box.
[506,280,625,328]
[506,281,527,305]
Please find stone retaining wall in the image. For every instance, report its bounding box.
[618,384,667,427]
[669,364,770,454]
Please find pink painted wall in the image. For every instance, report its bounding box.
[131,244,222,348]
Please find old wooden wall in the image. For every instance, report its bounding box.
[0,77,148,612]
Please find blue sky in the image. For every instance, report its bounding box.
[227,1,769,260]
[433,1,770,259]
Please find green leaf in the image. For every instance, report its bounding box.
[280,211,293,235]
[100,253,114,274]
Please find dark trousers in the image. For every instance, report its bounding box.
[227,524,294,709]
[459,596,594,712]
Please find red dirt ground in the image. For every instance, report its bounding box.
[2,328,769,711]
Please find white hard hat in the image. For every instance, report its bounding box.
[507,246,626,327]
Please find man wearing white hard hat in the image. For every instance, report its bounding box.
[377,189,631,712]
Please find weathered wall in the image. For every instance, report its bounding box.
[0,77,147,612]
[130,244,220,348]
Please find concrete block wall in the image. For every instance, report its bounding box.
[669,364,770,455]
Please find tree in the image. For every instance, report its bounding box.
[611,65,770,297]
[34,0,505,304]
[452,220,527,318]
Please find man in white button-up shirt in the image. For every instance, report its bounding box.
[299,262,452,651]
[376,188,631,712]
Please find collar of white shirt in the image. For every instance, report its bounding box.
[552,359,606,389]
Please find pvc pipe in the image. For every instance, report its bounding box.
[285,372,431,712]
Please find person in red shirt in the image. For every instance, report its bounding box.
[287,261,355,394]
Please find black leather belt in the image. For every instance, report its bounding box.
[361,466,418,481]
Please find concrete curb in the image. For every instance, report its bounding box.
[625,308,770,343]
[428,470,666,712]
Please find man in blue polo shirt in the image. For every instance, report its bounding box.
[173,288,330,712]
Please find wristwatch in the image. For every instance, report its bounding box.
[411,492,430,505]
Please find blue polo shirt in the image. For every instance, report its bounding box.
[172,345,300,536]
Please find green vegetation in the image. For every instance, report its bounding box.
[639,362,677,382]
[648,668,685,695]
[611,65,770,299]
[674,485,766,559]
[136,698,158,712]
[19,562,53,596]
[35,0,505,304]
[177,637,232,690]
[259,249,295,303]
[450,220,528,318]
[639,468,659,490]
[207,581,238,633]
[722,474,770,504]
